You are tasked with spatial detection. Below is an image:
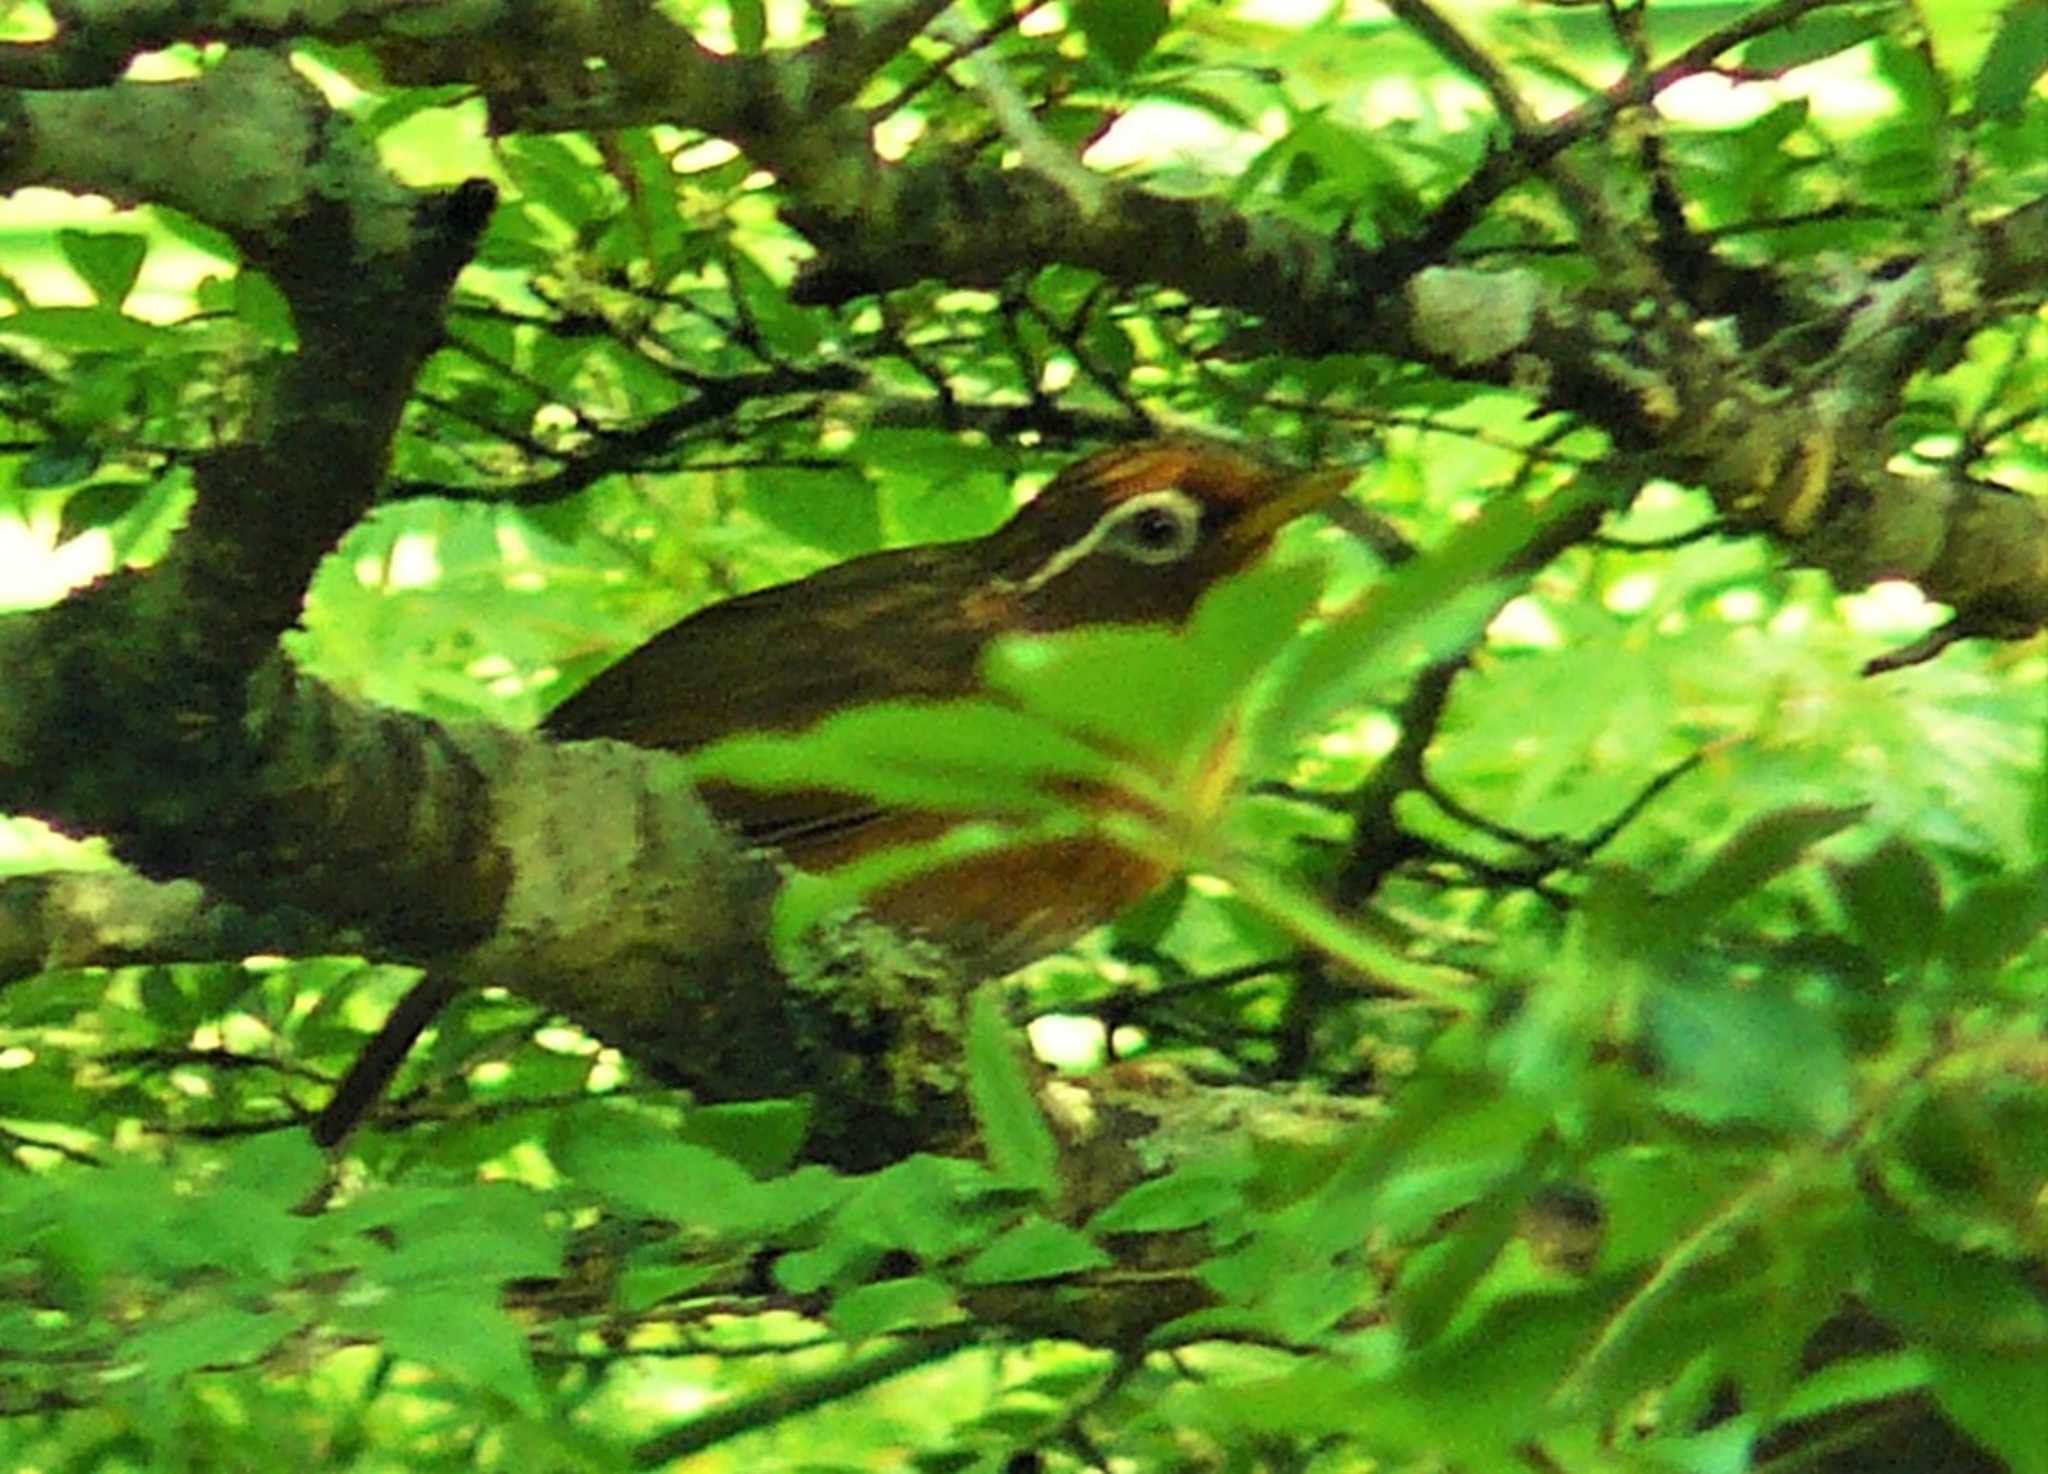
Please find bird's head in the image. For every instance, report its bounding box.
[980,439,1353,631]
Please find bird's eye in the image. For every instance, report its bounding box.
[1100,490,1202,565]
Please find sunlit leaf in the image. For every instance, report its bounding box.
[1929,1349,2048,1474]
[966,984,1059,1197]
[986,557,1324,774]
[829,1275,957,1337]
[689,699,1112,812]
[958,1216,1109,1284]
[346,1290,545,1415]
[1089,1161,1249,1235]
[1253,476,1614,762]
[128,1307,299,1387]
[744,462,880,556]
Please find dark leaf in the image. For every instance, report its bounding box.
[677,1099,812,1177]
[1940,868,2048,987]
[1974,0,2048,120]
[1072,0,1169,73]
[21,441,102,490]
[1661,806,1868,937]
[56,230,147,309]
[1743,8,1890,73]
[1828,837,1944,971]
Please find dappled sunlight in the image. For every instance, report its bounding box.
[1,2,2043,1471]
[0,511,112,609]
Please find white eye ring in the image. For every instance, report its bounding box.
[1098,489,1202,565]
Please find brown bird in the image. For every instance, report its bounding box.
[545,439,1351,973]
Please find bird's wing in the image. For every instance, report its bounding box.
[542,546,988,857]
[543,545,982,752]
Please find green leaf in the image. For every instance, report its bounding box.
[1828,838,1943,971]
[1660,806,1868,938]
[730,0,766,52]
[727,248,828,357]
[1928,1349,2048,1474]
[1939,868,2048,986]
[2032,707,2048,858]
[678,1099,812,1177]
[217,1130,326,1208]
[355,81,477,139]
[958,1215,1110,1285]
[138,965,197,1033]
[1071,0,1169,73]
[965,984,1059,1197]
[1779,1351,1929,1423]
[856,1153,1012,1262]
[1088,1162,1248,1235]
[234,269,296,346]
[777,1158,1004,1293]
[0,305,157,351]
[744,463,881,557]
[1742,8,1889,73]
[31,1163,172,1311]
[1974,0,2048,120]
[370,1193,564,1290]
[347,1289,545,1415]
[689,698,1111,814]
[986,557,1324,777]
[598,127,690,272]
[158,1185,310,1282]
[1865,1215,2048,1348]
[829,1276,957,1338]
[1644,979,1853,1133]
[1255,476,1613,762]
[128,1306,298,1385]
[56,229,147,308]
[1374,1284,1631,1463]
[1391,1136,1557,1345]
[619,1261,721,1312]
[100,470,196,565]
[21,441,102,490]
[550,1105,758,1222]
[774,1236,882,1297]
[1874,34,1945,128]
[1081,311,1135,382]
[864,430,1013,543]
[498,133,607,230]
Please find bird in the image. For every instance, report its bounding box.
[544,438,1352,973]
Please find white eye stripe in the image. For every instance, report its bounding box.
[997,489,1204,594]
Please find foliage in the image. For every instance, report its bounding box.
[0,1,2044,1472]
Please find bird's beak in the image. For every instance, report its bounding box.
[1226,465,1358,547]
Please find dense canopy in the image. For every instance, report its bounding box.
[0,2,2043,1470]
